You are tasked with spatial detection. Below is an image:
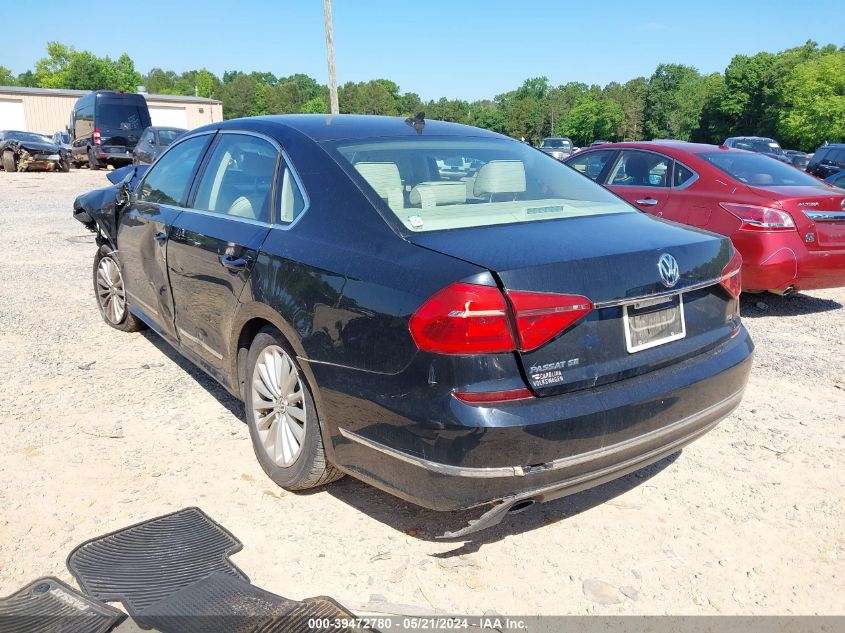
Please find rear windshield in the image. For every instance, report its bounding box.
[540,138,571,149]
[328,136,632,232]
[97,103,148,131]
[158,129,184,145]
[701,152,822,187]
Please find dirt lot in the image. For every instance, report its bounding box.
[1,169,843,618]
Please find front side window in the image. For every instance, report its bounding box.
[701,152,824,187]
[137,135,210,206]
[608,151,670,187]
[193,134,278,222]
[328,136,631,233]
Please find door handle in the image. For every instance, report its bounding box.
[635,198,659,206]
[220,255,249,271]
[153,231,167,242]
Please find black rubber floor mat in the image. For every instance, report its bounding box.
[66,507,247,619]
[0,577,125,633]
[139,573,374,633]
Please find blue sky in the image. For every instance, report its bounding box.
[2,0,842,100]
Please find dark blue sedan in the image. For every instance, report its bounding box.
[74,115,753,536]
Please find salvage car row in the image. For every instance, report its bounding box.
[1,90,186,173]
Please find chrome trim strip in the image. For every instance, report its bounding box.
[174,206,272,228]
[593,275,723,309]
[338,388,744,478]
[806,211,845,221]
[177,327,224,360]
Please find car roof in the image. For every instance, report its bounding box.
[200,114,508,143]
[727,136,776,141]
[585,140,724,154]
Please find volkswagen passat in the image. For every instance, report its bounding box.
[75,115,753,536]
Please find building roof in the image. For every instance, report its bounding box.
[0,85,221,104]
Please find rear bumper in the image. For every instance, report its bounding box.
[330,327,753,511]
[736,233,845,292]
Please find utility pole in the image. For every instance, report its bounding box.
[323,0,339,115]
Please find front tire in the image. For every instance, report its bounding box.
[59,158,71,172]
[244,328,343,491]
[2,150,16,173]
[93,250,144,332]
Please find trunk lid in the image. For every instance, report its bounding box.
[411,213,737,395]
[748,185,845,250]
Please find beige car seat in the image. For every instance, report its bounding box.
[473,160,526,200]
[354,162,404,210]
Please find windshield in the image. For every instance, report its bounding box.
[6,131,52,144]
[540,138,571,149]
[328,136,633,232]
[736,139,782,155]
[98,104,147,131]
[701,152,823,187]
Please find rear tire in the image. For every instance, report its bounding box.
[88,148,101,170]
[2,150,16,173]
[93,250,145,332]
[244,328,343,491]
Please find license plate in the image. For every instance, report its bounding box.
[623,294,686,353]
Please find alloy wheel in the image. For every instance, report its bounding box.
[96,256,126,324]
[251,345,306,467]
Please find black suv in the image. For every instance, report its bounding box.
[69,91,152,169]
[806,144,845,179]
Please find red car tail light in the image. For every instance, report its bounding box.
[720,249,743,299]
[453,388,533,403]
[410,283,593,354]
[720,203,795,231]
[93,128,102,146]
[506,290,593,351]
[409,283,515,354]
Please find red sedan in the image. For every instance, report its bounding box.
[565,141,845,294]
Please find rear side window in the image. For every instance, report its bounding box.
[193,134,278,223]
[278,160,306,223]
[608,151,670,187]
[566,150,614,181]
[329,136,631,233]
[137,135,210,206]
[673,163,695,187]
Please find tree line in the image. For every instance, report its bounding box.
[2,40,843,151]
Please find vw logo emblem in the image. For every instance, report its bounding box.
[658,253,680,288]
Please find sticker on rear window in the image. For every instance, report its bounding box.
[408,215,424,228]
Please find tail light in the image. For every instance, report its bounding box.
[93,128,102,146]
[720,249,743,299]
[720,203,795,231]
[409,283,514,354]
[506,290,592,351]
[409,282,592,355]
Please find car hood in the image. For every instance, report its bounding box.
[16,141,60,153]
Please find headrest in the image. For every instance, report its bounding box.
[354,162,402,198]
[409,181,466,208]
[473,160,526,196]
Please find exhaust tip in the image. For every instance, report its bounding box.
[508,499,536,514]
[772,285,795,296]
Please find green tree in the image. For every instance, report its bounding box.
[560,94,623,145]
[779,51,845,149]
[644,64,709,141]
[0,66,15,86]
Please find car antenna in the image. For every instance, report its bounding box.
[405,112,425,135]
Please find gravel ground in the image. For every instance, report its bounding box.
[0,169,843,619]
